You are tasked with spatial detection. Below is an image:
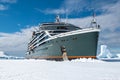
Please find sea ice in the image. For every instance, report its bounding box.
[0,59,120,80]
[0,51,7,57]
[97,45,118,58]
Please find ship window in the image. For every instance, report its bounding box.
[32,50,35,53]
[45,47,48,50]
[45,36,49,39]
[39,37,46,42]
[61,40,65,42]
[73,37,77,40]
[39,33,45,39]
[38,42,46,46]
[57,26,68,30]
[32,43,36,47]
[57,27,59,29]
[32,39,38,44]
[50,33,57,36]
[53,31,68,33]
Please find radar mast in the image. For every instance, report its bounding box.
[91,11,97,27]
[55,15,60,23]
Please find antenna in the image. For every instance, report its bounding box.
[92,10,96,22]
[55,14,60,23]
[65,9,68,24]
[90,10,97,27]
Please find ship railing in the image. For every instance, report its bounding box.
[32,35,51,49]
[38,30,68,36]
[87,26,100,30]
[50,27,100,38]
[36,38,50,48]
[29,31,44,43]
[44,30,69,32]
[31,34,48,48]
[29,30,51,44]
[45,31,52,37]
[38,34,47,42]
[28,31,51,47]
[28,32,45,47]
[28,34,44,47]
[90,24,100,29]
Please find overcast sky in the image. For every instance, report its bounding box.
[0,0,120,57]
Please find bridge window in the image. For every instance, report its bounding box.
[57,26,68,30]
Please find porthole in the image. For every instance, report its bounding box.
[73,37,77,40]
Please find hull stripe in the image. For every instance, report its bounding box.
[28,56,96,59]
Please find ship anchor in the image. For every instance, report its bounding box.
[61,46,68,61]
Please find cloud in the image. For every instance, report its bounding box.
[0,0,17,3]
[62,0,120,48]
[35,8,66,14]
[61,0,89,14]
[0,0,17,11]
[35,0,87,14]
[49,9,66,14]
[0,26,38,56]
[42,0,89,14]
[42,0,88,14]
[37,0,118,15]
[61,0,118,14]
[0,4,8,10]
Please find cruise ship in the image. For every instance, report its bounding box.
[26,15,100,60]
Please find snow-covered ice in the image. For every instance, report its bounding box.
[0,51,24,59]
[0,51,7,57]
[0,45,120,80]
[0,59,120,80]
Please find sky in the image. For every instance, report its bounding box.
[0,0,120,57]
